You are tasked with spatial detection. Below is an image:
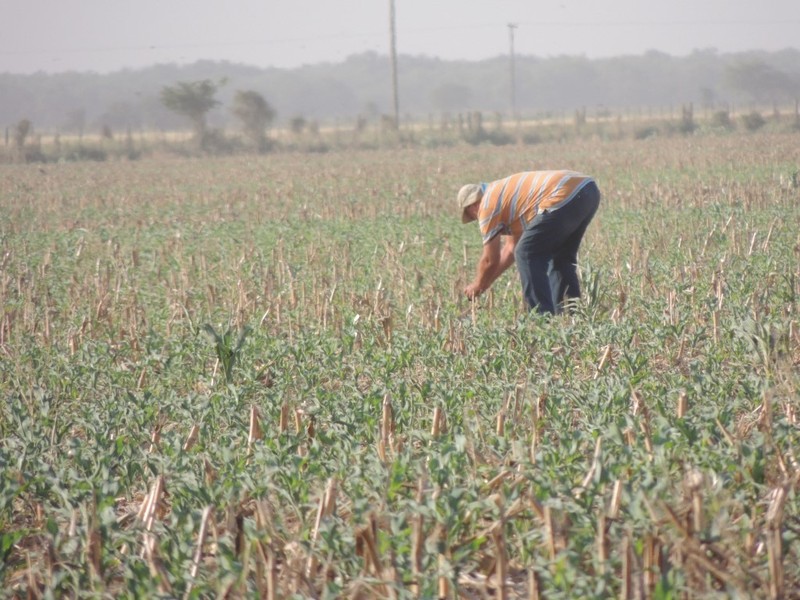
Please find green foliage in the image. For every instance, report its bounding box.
[461,127,515,146]
[161,79,222,120]
[289,116,306,135]
[13,118,31,147]
[62,145,108,162]
[231,90,275,151]
[725,59,799,103]
[202,324,251,384]
[741,110,767,131]
[709,110,735,131]
[633,125,659,140]
[4,49,799,135]
[430,82,473,112]
[1,133,799,596]
[160,79,224,144]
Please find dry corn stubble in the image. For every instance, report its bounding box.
[1,132,799,597]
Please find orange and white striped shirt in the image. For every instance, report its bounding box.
[478,170,593,243]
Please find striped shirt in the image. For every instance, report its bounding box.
[478,170,594,244]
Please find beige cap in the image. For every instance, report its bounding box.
[457,184,482,223]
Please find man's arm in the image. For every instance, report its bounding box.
[464,235,517,299]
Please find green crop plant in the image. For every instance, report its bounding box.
[1,131,798,597]
[203,323,251,384]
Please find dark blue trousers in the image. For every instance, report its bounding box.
[514,181,600,314]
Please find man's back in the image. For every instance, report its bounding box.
[479,170,593,242]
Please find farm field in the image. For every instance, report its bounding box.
[1,132,800,598]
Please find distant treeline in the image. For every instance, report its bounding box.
[2,49,799,135]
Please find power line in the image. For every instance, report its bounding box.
[1,19,797,58]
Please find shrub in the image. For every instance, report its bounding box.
[678,104,696,134]
[520,131,542,145]
[634,126,659,140]
[64,146,107,162]
[741,111,766,132]
[201,129,237,155]
[462,128,514,146]
[289,116,307,135]
[710,110,735,131]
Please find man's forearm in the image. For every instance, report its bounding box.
[472,256,499,291]
[474,252,513,290]
[467,237,515,297]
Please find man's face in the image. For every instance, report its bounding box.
[463,201,480,223]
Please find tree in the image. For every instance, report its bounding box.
[725,60,798,104]
[430,83,473,113]
[160,79,223,147]
[231,90,275,151]
[14,119,31,148]
[289,116,307,136]
[64,109,86,140]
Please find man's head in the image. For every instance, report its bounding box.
[457,184,483,224]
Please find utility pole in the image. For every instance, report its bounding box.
[389,0,400,129]
[508,23,518,123]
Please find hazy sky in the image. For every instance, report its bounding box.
[1,0,799,74]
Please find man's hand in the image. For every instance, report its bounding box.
[464,282,483,300]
